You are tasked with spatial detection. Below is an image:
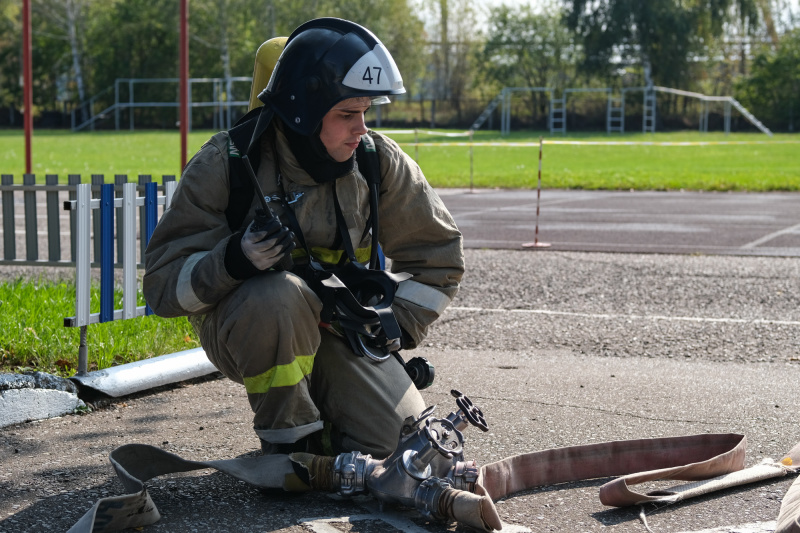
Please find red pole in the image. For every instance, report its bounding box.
[179,0,189,170]
[22,0,33,174]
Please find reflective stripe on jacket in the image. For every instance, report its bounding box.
[143,122,464,347]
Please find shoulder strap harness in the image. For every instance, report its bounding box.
[225,111,408,363]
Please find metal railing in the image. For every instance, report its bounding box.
[71,77,252,132]
[0,174,176,267]
[61,181,176,375]
[494,86,772,136]
[0,175,178,373]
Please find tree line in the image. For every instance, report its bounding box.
[0,0,797,131]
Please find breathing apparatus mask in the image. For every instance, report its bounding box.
[304,258,434,390]
[239,18,433,388]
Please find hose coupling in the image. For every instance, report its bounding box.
[450,460,480,492]
[332,451,371,496]
[414,477,453,519]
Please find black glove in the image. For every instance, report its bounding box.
[224,215,295,280]
[240,216,295,270]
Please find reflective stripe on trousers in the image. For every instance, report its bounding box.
[197,270,425,458]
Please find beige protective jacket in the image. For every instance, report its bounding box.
[143,123,464,347]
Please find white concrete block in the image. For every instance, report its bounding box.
[0,388,84,428]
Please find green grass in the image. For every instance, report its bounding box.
[381,130,800,191]
[0,128,798,191]
[0,129,212,178]
[0,278,199,377]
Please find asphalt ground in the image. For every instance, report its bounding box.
[1,189,800,533]
[441,188,800,257]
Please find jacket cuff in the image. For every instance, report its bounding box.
[224,231,262,280]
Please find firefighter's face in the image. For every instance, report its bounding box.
[319,97,371,162]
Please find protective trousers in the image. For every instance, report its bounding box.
[197,270,426,458]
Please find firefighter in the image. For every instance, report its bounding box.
[143,18,464,458]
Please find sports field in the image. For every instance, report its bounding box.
[0,129,797,191]
[1,127,797,376]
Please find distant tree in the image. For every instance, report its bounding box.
[0,0,93,120]
[192,0,427,101]
[735,28,800,131]
[32,0,90,121]
[0,0,20,114]
[86,0,178,90]
[418,0,482,123]
[480,4,576,90]
[81,0,179,126]
[563,0,760,89]
[478,3,577,123]
[190,0,272,108]
[0,0,427,125]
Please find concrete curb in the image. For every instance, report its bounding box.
[0,372,85,428]
[0,349,217,429]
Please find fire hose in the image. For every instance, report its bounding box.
[68,390,800,533]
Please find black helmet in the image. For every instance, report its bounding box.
[259,18,405,136]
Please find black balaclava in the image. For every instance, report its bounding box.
[281,119,356,183]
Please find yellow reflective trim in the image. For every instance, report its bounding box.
[353,247,371,263]
[243,354,315,394]
[291,246,372,266]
